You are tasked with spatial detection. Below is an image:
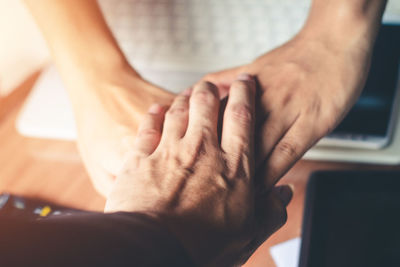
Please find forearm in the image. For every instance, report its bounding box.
[23,0,149,129]
[301,0,387,50]
[23,0,134,94]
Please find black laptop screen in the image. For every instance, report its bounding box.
[329,25,400,137]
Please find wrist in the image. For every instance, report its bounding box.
[67,64,174,132]
[65,61,138,106]
[57,52,138,95]
[299,0,386,53]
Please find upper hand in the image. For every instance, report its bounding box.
[105,76,292,266]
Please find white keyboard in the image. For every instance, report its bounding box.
[99,0,311,72]
[99,0,400,73]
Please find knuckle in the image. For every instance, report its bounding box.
[192,90,217,105]
[213,176,231,195]
[166,96,189,116]
[231,134,248,151]
[304,95,322,115]
[320,113,337,136]
[229,103,253,125]
[192,82,219,104]
[262,122,280,138]
[138,128,160,138]
[227,151,252,179]
[138,157,159,176]
[182,139,204,165]
[276,141,299,159]
[231,80,253,91]
[201,125,215,139]
[182,129,217,159]
[193,127,217,150]
[167,106,187,116]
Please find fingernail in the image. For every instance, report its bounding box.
[181,88,192,96]
[148,104,162,114]
[274,184,294,206]
[237,73,253,81]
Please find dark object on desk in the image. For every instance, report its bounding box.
[0,193,81,218]
[0,193,193,266]
[299,170,400,267]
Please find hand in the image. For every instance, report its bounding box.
[105,76,292,266]
[22,0,177,197]
[203,33,372,188]
[72,66,175,197]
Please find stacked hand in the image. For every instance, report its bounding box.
[77,31,372,198]
[105,76,292,266]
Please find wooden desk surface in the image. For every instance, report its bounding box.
[0,72,105,211]
[1,72,400,266]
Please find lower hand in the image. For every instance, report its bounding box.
[203,33,372,188]
[105,76,292,266]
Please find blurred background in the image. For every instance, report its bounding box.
[0,0,49,97]
[1,0,399,98]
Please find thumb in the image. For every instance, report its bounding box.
[246,185,293,254]
[202,65,246,98]
[257,185,292,236]
[222,185,293,266]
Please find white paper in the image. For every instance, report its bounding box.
[270,237,301,267]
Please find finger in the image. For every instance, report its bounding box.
[133,104,165,155]
[221,74,256,171]
[255,111,299,166]
[159,90,191,144]
[185,81,220,141]
[262,119,316,189]
[203,66,246,98]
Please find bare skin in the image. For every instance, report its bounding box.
[203,0,387,188]
[105,76,293,266]
[24,0,387,195]
[23,0,175,196]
